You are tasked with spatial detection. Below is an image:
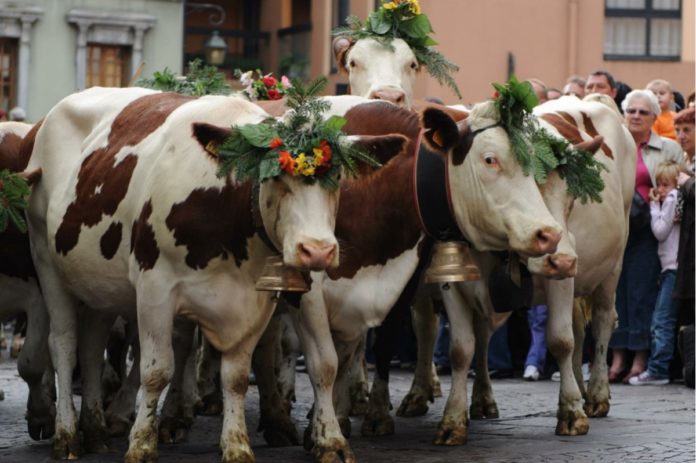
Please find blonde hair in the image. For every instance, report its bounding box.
[655,160,681,185]
[646,79,673,92]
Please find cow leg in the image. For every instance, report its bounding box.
[434,283,475,446]
[159,317,197,444]
[253,314,299,447]
[584,283,618,418]
[397,291,440,417]
[277,312,299,417]
[79,309,116,454]
[195,334,223,416]
[469,311,500,420]
[572,298,588,397]
[546,278,589,436]
[291,290,355,463]
[16,289,55,441]
[105,336,140,437]
[347,335,369,416]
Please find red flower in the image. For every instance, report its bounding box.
[319,139,331,162]
[267,89,281,100]
[262,76,277,87]
[278,151,294,174]
[270,137,283,149]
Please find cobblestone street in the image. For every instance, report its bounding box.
[1,351,694,463]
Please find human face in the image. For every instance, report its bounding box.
[656,178,677,202]
[562,82,585,98]
[585,75,616,98]
[647,84,673,112]
[624,98,656,142]
[675,122,695,156]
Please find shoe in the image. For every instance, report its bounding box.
[582,363,591,382]
[622,370,642,384]
[523,365,540,381]
[608,369,623,384]
[628,371,669,386]
[551,370,560,382]
[489,368,514,379]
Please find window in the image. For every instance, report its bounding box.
[330,0,350,74]
[0,38,17,112]
[604,0,682,60]
[86,45,130,88]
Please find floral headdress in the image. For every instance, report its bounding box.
[492,75,607,203]
[216,76,380,191]
[136,58,231,96]
[235,69,292,101]
[332,0,461,99]
[0,169,30,232]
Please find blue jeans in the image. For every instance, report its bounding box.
[647,270,678,379]
[525,305,547,370]
[488,322,512,370]
[433,312,450,367]
[611,225,660,351]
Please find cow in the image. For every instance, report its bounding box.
[23,87,396,462]
[431,95,635,444]
[250,96,564,462]
[0,121,55,440]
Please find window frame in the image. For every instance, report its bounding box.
[604,0,682,61]
[0,38,18,113]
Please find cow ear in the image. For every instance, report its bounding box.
[347,134,408,166]
[192,123,231,158]
[573,135,603,154]
[333,36,353,73]
[19,168,42,186]
[421,107,459,152]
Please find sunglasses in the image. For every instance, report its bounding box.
[625,108,652,116]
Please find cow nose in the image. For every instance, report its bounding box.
[297,242,337,270]
[547,253,577,278]
[534,227,561,255]
[370,88,406,106]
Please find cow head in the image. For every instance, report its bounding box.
[334,36,417,108]
[421,100,563,257]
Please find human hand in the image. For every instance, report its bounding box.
[649,188,660,202]
[678,171,691,186]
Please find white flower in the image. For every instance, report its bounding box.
[239,70,253,87]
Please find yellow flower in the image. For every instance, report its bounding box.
[382,1,398,10]
[408,0,421,15]
[301,164,316,176]
[313,147,325,166]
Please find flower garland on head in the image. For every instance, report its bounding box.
[136,58,231,96]
[332,0,461,99]
[492,75,607,204]
[235,69,292,101]
[0,169,30,232]
[216,76,380,191]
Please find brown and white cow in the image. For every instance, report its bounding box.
[23,87,394,462]
[433,95,635,443]
[0,121,55,441]
[253,96,563,462]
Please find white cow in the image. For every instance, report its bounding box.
[0,121,55,440]
[436,95,635,443]
[24,87,390,462]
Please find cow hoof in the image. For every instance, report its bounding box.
[82,427,111,454]
[338,417,351,439]
[312,439,356,463]
[52,430,81,460]
[349,387,369,417]
[195,393,223,416]
[360,412,394,436]
[584,400,610,418]
[433,422,468,446]
[27,412,55,440]
[106,414,132,437]
[158,416,191,443]
[261,416,300,447]
[124,447,158,463]
[469,401,499,420]
[303,425,315,452]
[555,412,589,436]
[395,393,429,417]
[221,445,254,463]
[432,381,442,398]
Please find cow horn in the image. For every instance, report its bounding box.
[573,135,603,154]
[19,168,42,186]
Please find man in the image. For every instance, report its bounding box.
[585,70,617,98]
[562,75,586,98]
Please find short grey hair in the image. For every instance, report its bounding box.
[621,89,660,116]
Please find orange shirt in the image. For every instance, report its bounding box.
[652,110,677,140]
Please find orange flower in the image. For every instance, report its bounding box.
[319,139,331,162]
[278,151,295,174]
[270,137,283,149]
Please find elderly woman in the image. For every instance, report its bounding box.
[674,107,695,172]
[609,89,685,383]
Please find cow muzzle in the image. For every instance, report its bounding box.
[527,252,577,279]
[296,241,338,271]
[532,226,562,256]
[369,88,407,107]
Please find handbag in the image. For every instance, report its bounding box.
[629,191,651,230]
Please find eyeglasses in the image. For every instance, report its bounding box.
[625,108,652,116]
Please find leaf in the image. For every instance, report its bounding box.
[370,11,392,35]
[324,115,347,133]
[238,124,277,148]
[399,15,433,39]
[258,156,281,182]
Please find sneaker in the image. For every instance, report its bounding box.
[551,370,561,382]
[581,363,591,382]
[628,370,669,386]
[523,365,540,381]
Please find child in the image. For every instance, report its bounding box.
[646,79,677,140]
[630,160,682,385]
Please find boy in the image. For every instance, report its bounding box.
[646,79,677,140]
[630,160,682,385]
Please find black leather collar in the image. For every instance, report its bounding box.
[251,182,279,253]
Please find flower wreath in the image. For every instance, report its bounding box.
[332,0,461,99]
[216,76,380,191]
[492,75,607,203]
[235,69,292,101]
[0,169,30,232]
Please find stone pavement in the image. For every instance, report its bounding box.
[0,351,694,463]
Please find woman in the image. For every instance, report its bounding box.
[609,89,685,383]
[674,107,695,172]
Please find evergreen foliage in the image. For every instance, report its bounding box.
[0,169,30,233]
[136,58,231,96]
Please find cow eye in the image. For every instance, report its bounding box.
[483,153,500,168]
[349,59,356,68]
[410,61,418,70]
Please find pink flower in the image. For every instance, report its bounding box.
[262,75,277,87]
[281,76,291,88]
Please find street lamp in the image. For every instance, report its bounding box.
[204,30,227,66]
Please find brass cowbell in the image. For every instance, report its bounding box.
[424,241,481,284]
[255,254,311,292]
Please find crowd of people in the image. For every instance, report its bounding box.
[421,70,695,387]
